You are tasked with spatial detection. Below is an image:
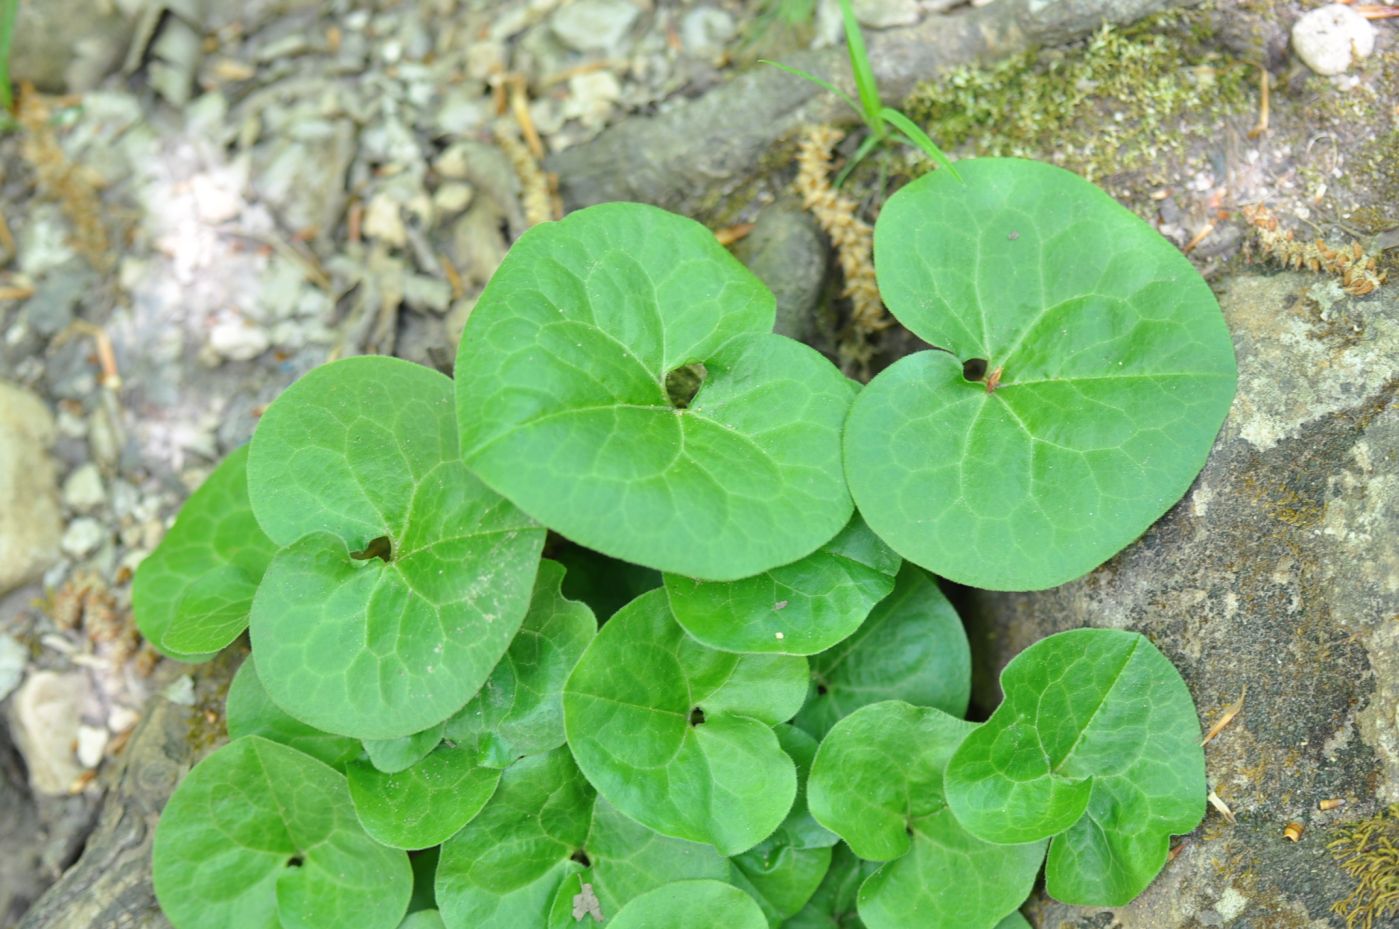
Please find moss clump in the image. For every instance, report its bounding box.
[902,11,1251,190]
[1329,806,1399,929]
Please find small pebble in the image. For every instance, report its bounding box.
[76,724,109,769]
[208,318,271,362]
[163,675,197,706]
[62,463,106,512]
[61,518,105,558]
[1291,5,1375,76]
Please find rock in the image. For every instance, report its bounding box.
[550,0,641,55]
[60,464,105,513]
[362,193,409,248]
[75,726,108,770]
[7,0,132,92]
[852,0,921,28]
[9,671,87,796]
[966,272,1399,929]
[0,383,63,596]
[207,317,270,362]
[432,182,475,216]
[680,7,737,57]
[21,263,95,339]
[732,201,829,345]
[0,635,25,703]
[60,518,105,559]
[563,71,623,129]
[1291,4,1375,76]
[250,120,357,241]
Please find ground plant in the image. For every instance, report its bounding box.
[135,142,1235,929]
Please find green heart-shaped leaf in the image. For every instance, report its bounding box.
[809,702,1044,929]
[152,736,411,929]
[847,158,1237,591]
[346,744,501,850]
[363,722,446,774]
[944,628,1205,905]
[665,514,900,656]
[563,589,805,854]
[133,445,276,660]
[455,202,856,581]
[225,658,361,770]
[609,880,768,929]
[246,356,545,740]
[435,748,732,929]
[731,726,838,924]
[780,844,872,929]
[444,559,596,768]
[794,565,969,739]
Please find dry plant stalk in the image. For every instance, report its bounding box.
[1329,806,1399,929]
[495,127,558,229]
[1243,205,1385,297]
[16,85,112,271]
[795,125,886,373]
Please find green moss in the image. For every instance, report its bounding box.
[902,10,1252,198]
[1329,806,1399,929]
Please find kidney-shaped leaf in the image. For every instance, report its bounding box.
[225,658,361,770]
[152,736,411,929]
[665,514,899,656]
[346,744,500,850]
[609,880,768,929]
[455,202,855,582]
[847,158,1237,591]
[781,843,873,929]
[563,589,805,854]
[363,722,446,775]
[445,559,595,768]
[435,748,732,929]
[794,565,969,739]
[944,628,1205,905]
[133,445,277,660]
[246,356,545,740]
[809,702,1044,929]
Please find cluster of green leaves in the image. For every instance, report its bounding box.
[137,161,1231,929]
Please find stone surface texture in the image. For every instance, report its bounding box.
[1291,4,1376,76]
[966,272,1398,928]
[0,383,64,596]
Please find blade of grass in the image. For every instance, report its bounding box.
[837,0,883,135]
[760,59,867,126]
[833,130,883,188]
[878,107,962,181]
[0,0,16,113]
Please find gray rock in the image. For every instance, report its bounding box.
[732,202,829,344]
[550,0,641,55]
[966,272,1399,929]
[853,0,921,28]
[7,0,132,92]
[1291,4,1375,77]
[250,120,358,241]
[0,634,25,703]
[680,7,737,57]
[0,383,63,596]
[60,518,105,559]
[9,671,88,796]
[60,464,105,513]
[21,263,95,339]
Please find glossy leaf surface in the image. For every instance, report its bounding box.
[152,737,411,929]
[246,356,545,739]
[133,446,276,660]
[563,589,805,854]
[347,745,500,850]
[944,628,1205,905]
[444,559,595,768]
[609,880,768,929]
[810,702,1044,929]
[455,202,855,581]
[665,515,899,656]
[847,158,1237,590]
[794,565,969,738]
[224,658,361,770]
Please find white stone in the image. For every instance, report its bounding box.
[564,71,622,128]
[208,317,271,361]
[76,724,108,768]
[61,517,105,558]
[362,193,409,248]
[433,182,475,216]
[163,674,196,706]
[680,7,736,57]
[108,704,141,734]
[0,383,63,594]
[550,0,640,54]
[62,463,106,511]
[10,670,88,795]
[1292,5,1375,76]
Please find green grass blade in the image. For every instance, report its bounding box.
[833,131,882,188]
[0,0,17,112]
[878,107,962,182]
[837,0,883,132]
[760,59,866,124]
